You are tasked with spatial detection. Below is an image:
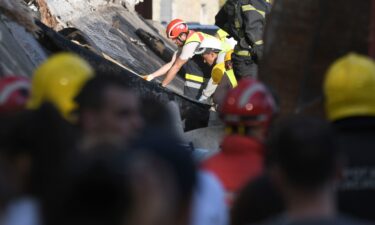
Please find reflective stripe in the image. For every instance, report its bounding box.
[216,29,228,41]
[234,50,252,57]
[241,4,266,17]
[235,19,241,29]
[185,74,204,83]
[226,69,238,88]
[238,83,266,107]
[254,40,263,45]
[185,81,202,89]
[241,4,254,11]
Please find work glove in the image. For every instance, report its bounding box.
[198,95,209,103]
[158,82,166,89]
[142,74,155,81]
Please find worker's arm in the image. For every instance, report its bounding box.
[161,42,198,86]
[213,74,232,107]
[161,57,187,87]
[199,78,218,102]
[143,51,178,81]
[241,4,266,59]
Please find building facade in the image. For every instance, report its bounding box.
[136,0,219,24]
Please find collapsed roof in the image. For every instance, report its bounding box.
[0,0,212,131]
[33,0,187,94]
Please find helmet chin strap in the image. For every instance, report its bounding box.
[176,32,188,44]
[177,36,184,43]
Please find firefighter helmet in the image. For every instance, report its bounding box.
[220,78,276,127]
[27,53,94,121]
[324,53,375,121]
[166,19,189,39]
[195,37,223,54]
[0,76,30,113]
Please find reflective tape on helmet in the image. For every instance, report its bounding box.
[185,81,202,89]
[237,83,277,112]
[241,4,266,17]
[185,74,204,83]
[238,83,266,107]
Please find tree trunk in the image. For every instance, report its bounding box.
[259,0,373,117]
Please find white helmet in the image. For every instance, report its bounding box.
[195,37,222,55]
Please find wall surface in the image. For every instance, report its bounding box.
[153,0,219,24]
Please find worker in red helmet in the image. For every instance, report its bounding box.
[201,78,277,205]
[143,19,218,100]
[0,76,30,114]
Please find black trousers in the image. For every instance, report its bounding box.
[232,54,258,80]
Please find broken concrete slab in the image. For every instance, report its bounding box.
[0,17,47,76]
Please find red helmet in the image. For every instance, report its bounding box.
[166,19,188,39]
[0,76,31,113]
[220,78,277,127]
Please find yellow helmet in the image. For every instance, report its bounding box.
[27,53,94,121]
[211,62,226,84]
[224,49,234,62]
[324,53,375,121]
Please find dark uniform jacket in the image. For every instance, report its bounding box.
[215,0,271,61]
[333,117,375,222]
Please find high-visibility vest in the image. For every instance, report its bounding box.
[211,62,226,84]
[226,69,238,88]
[211,63,237,88]
[184,31,212,45]
[183,31,214,85]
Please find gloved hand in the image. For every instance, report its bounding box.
[158,82,165,88]
[198,95,208,102]
[142,74,155,81]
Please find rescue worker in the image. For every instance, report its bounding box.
[202,78,277,204]
[213,49,238,108]
[194,37,227,102]
[0,76,30,113]
[27,53,94,122]
[143,19,215,100]
[215,29,237,51]
[323,53,375,221]
[215,0,271,78]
